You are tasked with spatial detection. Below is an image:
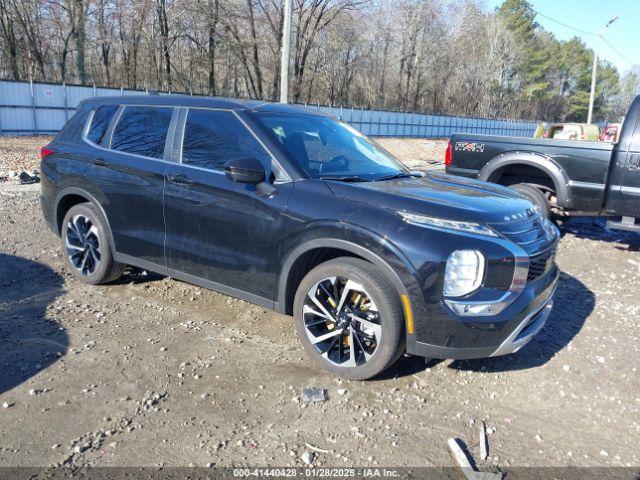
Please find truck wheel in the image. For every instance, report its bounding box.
[293,257,404,380]
[511,183,551,218]
[61,203,125,285]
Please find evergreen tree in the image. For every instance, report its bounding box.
[497,0,621,122]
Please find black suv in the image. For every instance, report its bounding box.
[40,95,560,380]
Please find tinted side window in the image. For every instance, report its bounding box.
[182,109,269,170]
[87,104,118,145]
[56,105,91,143]
[111,106,173,159]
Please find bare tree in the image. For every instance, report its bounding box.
[65,0,88,83]
[0,0,21,79]
[0,0,628,121]
[156,0,171,89]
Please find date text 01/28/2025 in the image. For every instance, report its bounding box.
[232,468,401,477]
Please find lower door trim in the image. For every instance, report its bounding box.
[114,252,277,311]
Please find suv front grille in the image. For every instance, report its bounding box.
[491,215,551,256]
[491,214,558,283]
[527,248,556,282]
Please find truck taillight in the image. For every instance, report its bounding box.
[445,140,452,166]
[40,146,54,160]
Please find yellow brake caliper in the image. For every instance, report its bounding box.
[326,295,337,330]
[342,292,364,346]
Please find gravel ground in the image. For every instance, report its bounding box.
[375,137,447,170]
[0,135,52,176]
[0,137,639,470]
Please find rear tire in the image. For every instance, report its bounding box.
[293,257,404,380]
[511,183,551,219]
[61,203,124,285]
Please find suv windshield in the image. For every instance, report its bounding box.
[253,113,409,181]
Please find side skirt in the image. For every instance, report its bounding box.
[114,252,278,312]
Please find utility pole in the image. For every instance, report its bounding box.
[588,15,619,124]
[279,0,293,103]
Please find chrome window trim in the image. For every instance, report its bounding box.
[178,106,292,183]
[107,105,126,149]
[82,104,119,147]
[232,111,291,183]
[81,104,178,165]
[178,106,225,176]
[81,103,292,182]
[82,108,96,140]
[109,104,176,160]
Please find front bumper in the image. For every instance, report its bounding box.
[490,286,555,357]
[408,269,559,359]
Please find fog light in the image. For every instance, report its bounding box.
[444,250,485,297]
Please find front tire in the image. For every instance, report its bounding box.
[61,203,124,284]
[293,257,404,380]
[511,183,551,219]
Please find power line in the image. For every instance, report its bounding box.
[526,6,636,68]
[601,37,636,66]
[528,7,596,37]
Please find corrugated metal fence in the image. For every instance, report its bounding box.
[0,79,538,138]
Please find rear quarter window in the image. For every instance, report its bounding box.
[55,105,91,143]
[87,104,119,145]
[111,106,173,159]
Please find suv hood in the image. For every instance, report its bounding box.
[325,172,535,225]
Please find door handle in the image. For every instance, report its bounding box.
[90,158,109,167]
[167,173,194,185]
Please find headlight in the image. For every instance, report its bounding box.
[398,211,499,237]
[444,250,485,297]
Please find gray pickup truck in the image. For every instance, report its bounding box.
[445,95,640,233]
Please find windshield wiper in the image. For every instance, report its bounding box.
[321,175,369,182]
[375,172,419,181]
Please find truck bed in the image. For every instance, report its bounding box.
[447,133,615,212]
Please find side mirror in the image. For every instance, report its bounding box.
[224,157,265,184]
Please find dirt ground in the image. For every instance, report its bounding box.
[375,137,447,170]
[0,137,639,470]
[0,135,51,175]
